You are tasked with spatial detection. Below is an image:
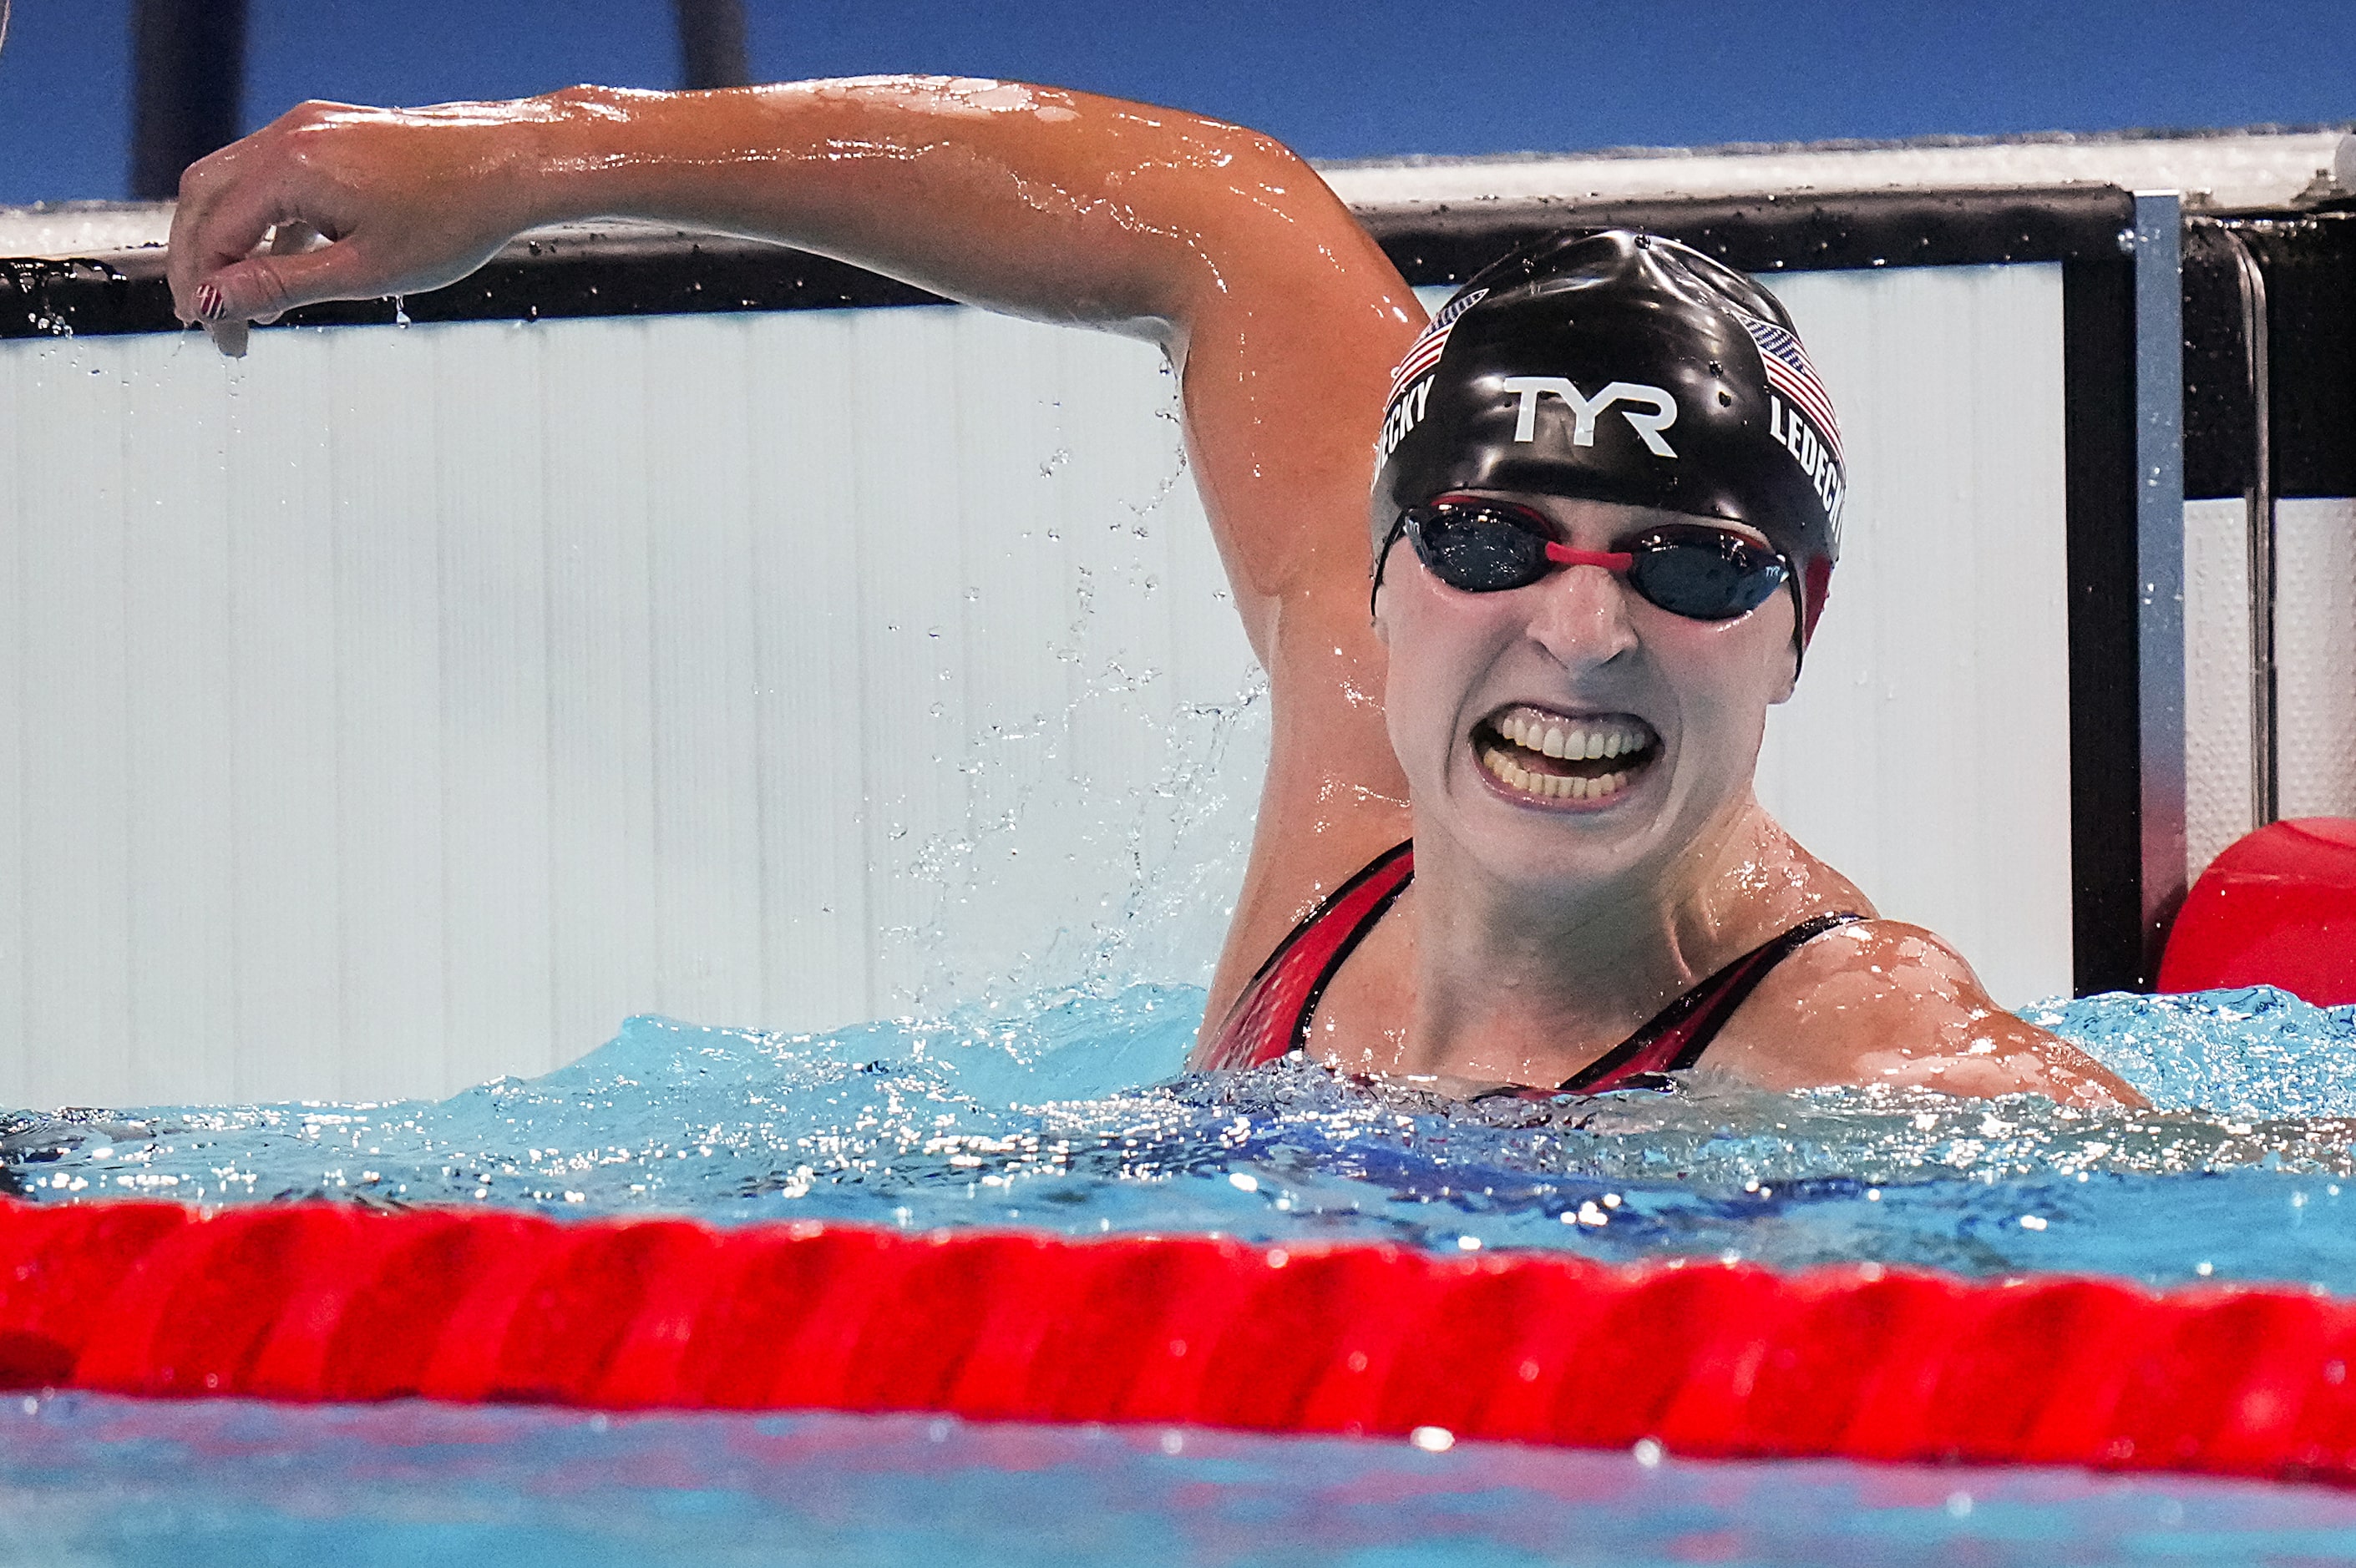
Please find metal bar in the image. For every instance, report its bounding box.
[2061,230,2148,994]
[8,185,2141,338]
[673,0,750,90]
[2131,192,2186,977]
[2227,229,2279,827]
[129,0,248,201]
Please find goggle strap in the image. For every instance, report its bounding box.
[1543,543,1635,572]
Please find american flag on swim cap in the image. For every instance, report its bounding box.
[1387,287,1487,397]
[1732,306,1843,463]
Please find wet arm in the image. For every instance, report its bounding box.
[165,78,1424,644]
[170,78,1428,1036]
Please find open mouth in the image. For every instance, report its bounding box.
[1472,705,1661,804]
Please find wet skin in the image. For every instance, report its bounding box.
[165,77,2137,1107]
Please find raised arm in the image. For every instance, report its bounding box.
[168,78,1422,655]
[170,78,1428,1026]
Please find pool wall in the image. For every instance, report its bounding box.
[2184,507,2356,870]
[0,136,2348,1105]
[0,306,1267,1105]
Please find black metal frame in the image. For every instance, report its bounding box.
[129,0,249,201]
[2178,205,2356,896]
[673,0,751,90]
[2183,208,2356,503]
[2055,226,2146,994]
[125,3,750,199]
[9,185,2341,994]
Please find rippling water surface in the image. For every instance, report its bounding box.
[7,984,2356,1565]
[6,1393,2356,1568]
[8,983,2356,1287]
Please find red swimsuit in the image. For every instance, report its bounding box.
[1201,840,1861,1093]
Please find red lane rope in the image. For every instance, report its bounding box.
[5,1196,2356,1485]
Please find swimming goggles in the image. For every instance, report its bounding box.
[1378,496,1790,622]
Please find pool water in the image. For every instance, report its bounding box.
[4,982,2356,1563]
[4,1393,2356,1568]
[8,983,2356,1286]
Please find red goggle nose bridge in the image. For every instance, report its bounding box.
[1543,543,1635,572]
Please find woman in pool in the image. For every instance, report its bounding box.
[167,77,2134,1106]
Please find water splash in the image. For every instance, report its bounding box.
[2027,985,2356,1119]
[8,984,2355,1291]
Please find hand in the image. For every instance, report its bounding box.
[166,99,540,356]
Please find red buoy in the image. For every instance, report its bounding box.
[7,1197,2356,1489]
[2161,819,2356,1004]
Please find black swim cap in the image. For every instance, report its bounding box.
[1371,230,1847,650]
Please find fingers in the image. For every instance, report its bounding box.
[165,147,272,326]
[252,221,327,325]
[193,242,372,331]
[166,108,351,330]
[190,232,352,358]
[164,96,527,354]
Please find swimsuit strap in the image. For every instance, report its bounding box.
[1199,841,1415,1070]
[1199,837,1863,1094]
[1552,911,1866,1095]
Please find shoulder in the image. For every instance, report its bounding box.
[1710,918,2142,1107]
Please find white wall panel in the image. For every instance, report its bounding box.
[18,344,133,1106]
[2185,496,2356,883]
[2186,496,2257,880]
[0,311,1265,1105]
[745,314,874,1033]
[1756,266,2075,1007]
[0,265,2082,1105]
[435,325,555,1100]
[2277,500,2356,826]
[0,347,27,1106]
[229,340,345,1100]
[331,328,446,1102]
[119,339,235,1105]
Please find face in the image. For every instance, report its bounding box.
[1373,492,1800,899]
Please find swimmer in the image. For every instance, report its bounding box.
[165,78,2138,1106]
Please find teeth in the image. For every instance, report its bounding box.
[1480,747,1638,804]
[1487,707,1653,766]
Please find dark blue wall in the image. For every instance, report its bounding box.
[3,0,2353,205]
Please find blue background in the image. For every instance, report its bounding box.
[2,0,2353,205]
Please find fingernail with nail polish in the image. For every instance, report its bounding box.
[195,284,222,321]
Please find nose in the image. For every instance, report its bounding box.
[1526,558,1639,670]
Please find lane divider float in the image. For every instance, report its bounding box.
[1,1196,2351,1485]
